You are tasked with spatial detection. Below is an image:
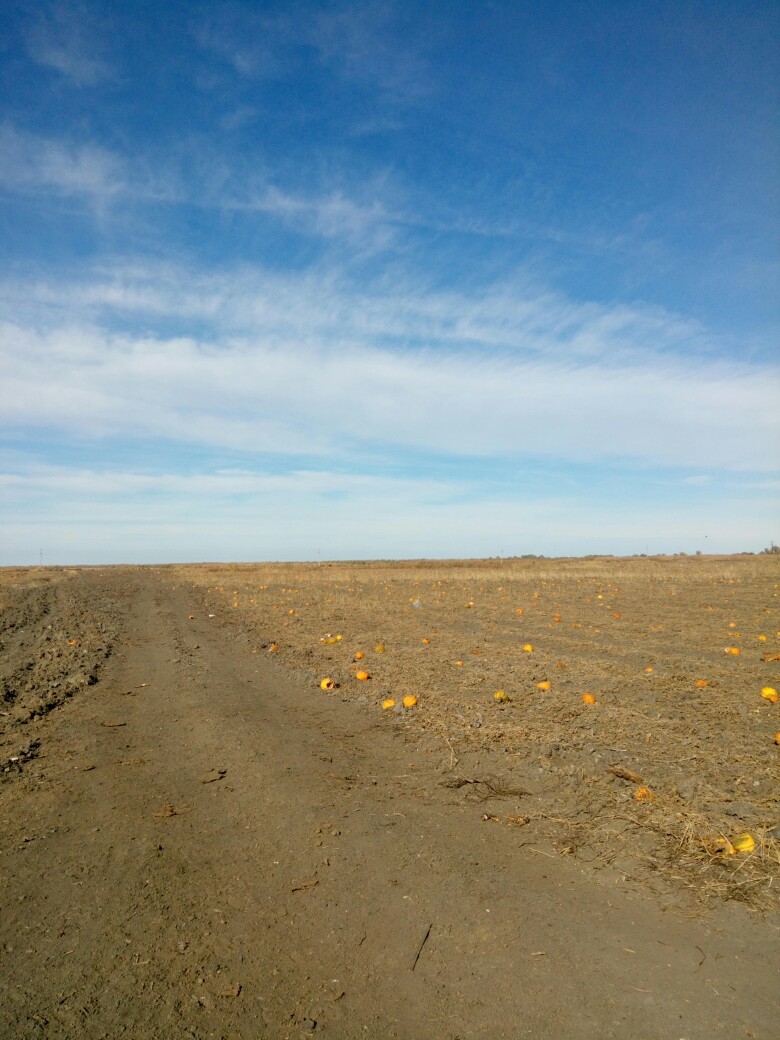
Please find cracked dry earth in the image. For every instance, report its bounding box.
[1,567,778,1039]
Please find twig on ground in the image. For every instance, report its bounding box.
[411,923,433,972]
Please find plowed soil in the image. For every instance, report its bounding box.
[1,558,778,1039]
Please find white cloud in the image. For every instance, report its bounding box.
[1,459,776,566]
[233,184,396,247]
[1,259,776,561]
[0,282,777,472]
[0,261,711,362]
[0,125,123,200]
[0,125,396,249]
[0,463,458,502]
[0,126,193,212]
[23,3,112,85]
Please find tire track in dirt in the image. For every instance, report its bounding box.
[1,568,778,1039]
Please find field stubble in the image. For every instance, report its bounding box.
[177,554,780,911]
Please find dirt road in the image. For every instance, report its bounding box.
[1,569,778,1039]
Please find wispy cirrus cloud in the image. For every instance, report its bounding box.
[192,1,431,105]
[21,1,112,85]
[1,261,777,473]
[0,125,123,200]
[0,123,398,250]
[0,260,715,362]
[230,183,397,247]
[0,126,183,212]
[0,461,459,503]
[309,2,432,103]
[192,9,288,80]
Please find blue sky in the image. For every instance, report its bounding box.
[1,0,778,564]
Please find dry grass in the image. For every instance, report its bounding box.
[0,566,79,612]
[172,553,780,909]
[1,554,775,907]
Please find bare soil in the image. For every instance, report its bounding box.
[1,558,778,1039]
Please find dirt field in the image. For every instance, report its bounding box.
[1,557,778,1038]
